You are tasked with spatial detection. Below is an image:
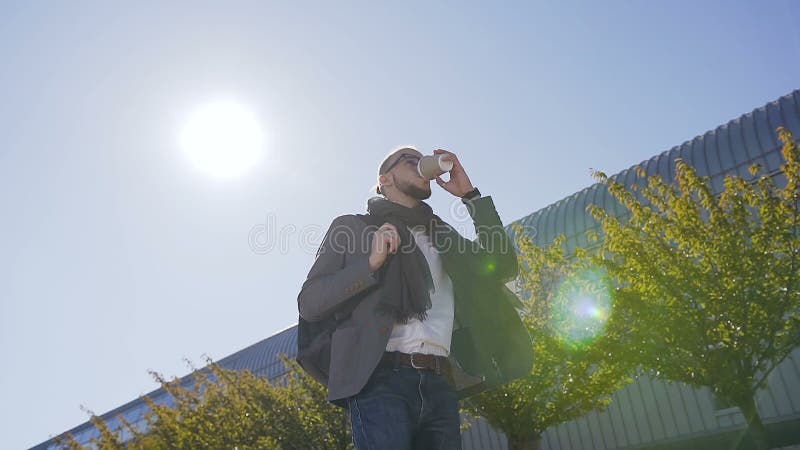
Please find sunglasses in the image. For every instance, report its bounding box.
[381,153,421,174]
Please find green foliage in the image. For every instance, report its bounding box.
[589,127,800,449]
[58,356,352,450]
[464,230,634,449]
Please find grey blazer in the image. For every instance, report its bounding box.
[297,196,533,405]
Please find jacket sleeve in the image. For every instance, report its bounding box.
[297,215,380,322]
[462,195,519,283]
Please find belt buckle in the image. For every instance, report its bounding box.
[409,352,425,369]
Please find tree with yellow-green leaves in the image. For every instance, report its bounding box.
[588,128,800,450]
[57,355,352,450]
[463,228,635,450]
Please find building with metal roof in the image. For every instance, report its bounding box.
[32,90,800,450]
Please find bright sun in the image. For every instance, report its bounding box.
[180,100,264,179]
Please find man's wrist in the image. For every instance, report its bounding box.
[461,186,481,202]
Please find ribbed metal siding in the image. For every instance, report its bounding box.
[218,325,298,378]
[515,90,800,256]
[462,417,509,450]
[536,348,800,450]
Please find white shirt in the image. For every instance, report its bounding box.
[385,225,455,356]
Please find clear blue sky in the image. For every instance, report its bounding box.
[2,1,798,448]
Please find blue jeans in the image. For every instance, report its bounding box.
[347,364,462,450]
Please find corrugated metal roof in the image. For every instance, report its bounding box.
[32,89,800,450]
[216,325,298,378]
[514,90,800,253]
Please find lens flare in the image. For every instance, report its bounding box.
[550,267,613,347]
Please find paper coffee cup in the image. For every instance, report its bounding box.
[417,154,454,180]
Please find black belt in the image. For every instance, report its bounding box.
[380,351,451,377]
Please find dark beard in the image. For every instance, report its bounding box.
[403,180,431,200]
